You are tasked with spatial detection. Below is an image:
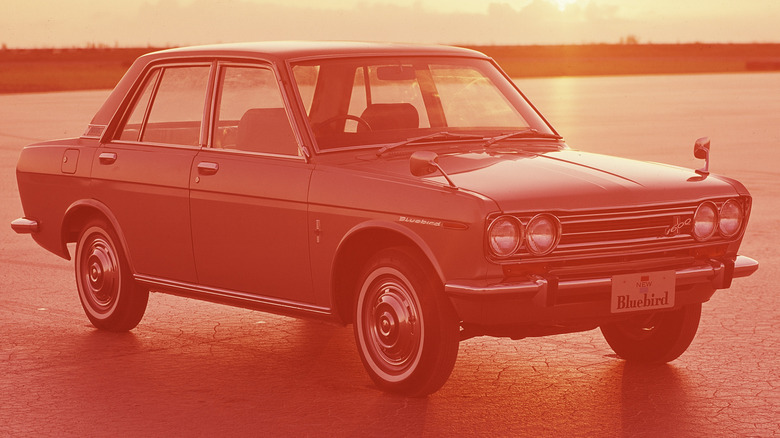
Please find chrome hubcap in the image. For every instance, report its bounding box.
[81,236,118,312]
[363,277,422,375]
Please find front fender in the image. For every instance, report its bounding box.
[326,219,450,324]
[336,219,446,283]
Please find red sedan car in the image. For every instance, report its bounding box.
[12,42,758,395]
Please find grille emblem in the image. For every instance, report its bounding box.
[665,216,691,236]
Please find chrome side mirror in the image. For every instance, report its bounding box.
[409,151,458,189]
[694,137,710,176]
[410,151,440,176]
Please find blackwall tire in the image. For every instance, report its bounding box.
[354,247,460,396]
[600,303,702,363]
[75,219,148,331]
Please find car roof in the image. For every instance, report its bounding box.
[90,41,490,127]
[144,41,488,62]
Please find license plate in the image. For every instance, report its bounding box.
[610,271,675,313]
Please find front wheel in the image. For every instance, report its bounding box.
[75,218,148,331]
[600,303,702,363]
[354,247,460,396]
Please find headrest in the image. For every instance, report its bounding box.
[237,108,298,155]
[359,103,419,131]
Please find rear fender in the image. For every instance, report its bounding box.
[62,199,135,272]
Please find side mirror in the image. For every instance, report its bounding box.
[409,151,457,189]
[410,151,439,176]
[694,137,710,176]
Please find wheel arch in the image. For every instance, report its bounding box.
[330,220,444,324]
[61,199,135,272]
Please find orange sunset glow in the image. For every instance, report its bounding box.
[3,0,779,48]
[2,0,779,434]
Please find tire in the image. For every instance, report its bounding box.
[75,218,148,331]
[354,247,460,396]
[600,303,702,363]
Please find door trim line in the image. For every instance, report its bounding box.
[134,274,334,319]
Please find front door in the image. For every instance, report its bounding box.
[189,63,314,303]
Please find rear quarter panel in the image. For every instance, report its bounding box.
[16,139,98,258]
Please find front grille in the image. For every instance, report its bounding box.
[548,204,698,257]
[497,197,746,263]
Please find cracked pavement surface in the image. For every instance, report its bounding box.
[2,74,779,437]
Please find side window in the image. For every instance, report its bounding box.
[118,69,160,141]
[213,65,299,156]
[117,65,210,146]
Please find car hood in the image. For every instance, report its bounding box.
[353,148,744,212]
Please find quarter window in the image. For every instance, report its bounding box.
[119,69,160,142]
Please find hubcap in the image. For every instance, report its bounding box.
[362,275,423,377]
[81,236,119,313]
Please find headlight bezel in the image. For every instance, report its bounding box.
[524,213,562,257]
[718,198,744,238]
[487,215,524,258]
[692,201,719,241]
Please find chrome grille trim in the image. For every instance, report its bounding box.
[494,198,745,262]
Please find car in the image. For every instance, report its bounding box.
[12,41,758,396]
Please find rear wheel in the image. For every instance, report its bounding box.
[75,218,148,331]
[601,303,702,363]
[354,247,460,396]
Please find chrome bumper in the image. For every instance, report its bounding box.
[11,217,39,234]
[445,256,759,299]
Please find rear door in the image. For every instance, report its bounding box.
[92,64,211,282]
[189,62,314,303]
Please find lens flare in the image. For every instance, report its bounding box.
[547,0,578,11]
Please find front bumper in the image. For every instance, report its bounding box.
[445,256,758,330]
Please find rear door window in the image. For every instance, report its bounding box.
[117,65,211,147]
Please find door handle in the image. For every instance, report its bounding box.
[197,161,219,175]
[98,152,117,165]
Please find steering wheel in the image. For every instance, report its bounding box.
[317,114,373,132]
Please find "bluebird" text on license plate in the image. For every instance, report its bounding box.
[610,271,675,313]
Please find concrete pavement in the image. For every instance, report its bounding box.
[1,80,778,436]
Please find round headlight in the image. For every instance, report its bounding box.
[488,216,523,257]
[525,214,561,256]
[718,199,743,237]
[692,201,718,241]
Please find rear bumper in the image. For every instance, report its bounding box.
[11,217,39,234]
[445,256,758,330]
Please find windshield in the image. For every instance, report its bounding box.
[291,56,554,151]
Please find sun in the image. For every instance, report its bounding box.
[547,0,579,11]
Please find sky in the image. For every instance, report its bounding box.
[3,0,779,48]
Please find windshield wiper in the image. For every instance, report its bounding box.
[482,129,562,148]
[376,132,485,157]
